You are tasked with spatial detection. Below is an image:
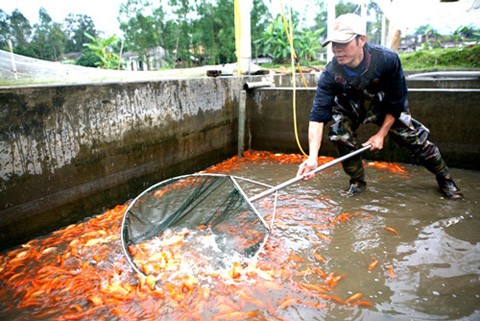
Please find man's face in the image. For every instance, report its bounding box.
[331,36,366,68]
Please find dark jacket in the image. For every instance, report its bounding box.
[310,43,409,123]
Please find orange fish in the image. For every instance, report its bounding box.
[368,258,378,271]
[355,300,374,308]
[143,274,157,290]
[228,262,243,279]
[384,226,399,235]
[345,292,363,304]
[367,161,407,174]
[296,268,315,277]
[331,213,351,224]
[298,282,330,294]
[313,251,326,263]
[388,265,396,279]
[88,295,103,306]
[325,272,345,287]
[276,297,299,310]
[240,295,267,309]
[288,252,306,262]
[215,311,259,320]
[70,304,83,313]
[260,280,283,290]
[316,232,332,243]
[313,267,328,279]
[327,295,344,304]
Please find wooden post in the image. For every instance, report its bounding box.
[7,39,18,80]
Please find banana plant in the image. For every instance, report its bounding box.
[256,15,324,64]
[255,16,291,63]
[83,32,123,69]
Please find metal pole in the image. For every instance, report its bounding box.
[234,0,252,75]
[249,144,371,202]
[238,90,246,157]
[326,0,336,63]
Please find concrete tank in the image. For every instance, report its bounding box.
[1,74,479,250]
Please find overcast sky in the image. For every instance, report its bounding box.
[1,0,479,37]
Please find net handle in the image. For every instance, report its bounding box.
[248,144,372,202]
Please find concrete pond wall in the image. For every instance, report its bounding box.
[1,74,479,250]
[247,87,480,168]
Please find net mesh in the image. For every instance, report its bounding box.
[121,174,273,275]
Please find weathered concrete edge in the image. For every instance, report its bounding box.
[247,87,480,171]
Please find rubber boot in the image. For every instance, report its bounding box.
[420,149,463,199]
[436,175,463,200]
[341,178,367,197]
[337,143,367,197]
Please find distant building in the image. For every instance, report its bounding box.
[252,55,273,65]
[59,52,82,64]
[123,46,167,71]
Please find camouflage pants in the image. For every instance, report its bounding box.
[328,98,449,182]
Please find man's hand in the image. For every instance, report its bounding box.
[297,158,318,180]
[363,133,385,151]
[364,113,395,151]
[298,121,323,180]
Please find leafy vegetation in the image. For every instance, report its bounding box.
[83,33,123,69]
[399,45,480,70]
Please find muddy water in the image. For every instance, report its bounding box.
[1,152,479,321]
[233,155,480,321]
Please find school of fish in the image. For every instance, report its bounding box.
[0,151,407,320]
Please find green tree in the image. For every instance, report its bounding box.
[75,48,102,67]
[415,25,442,49]
[64,14,97,53]
[192,0,217,64]
[336,1,361,16]
[119,0,170,69]
[454,26,480,43]
[312,1,383,46]
[296,28,323,62]
[117,0,262,67]
[201,0,236,64]
[251,0,272,60]
[162,19,181,65]
[30,8,67,61]
[169,0,194,67]
[9,9,33,49]
[256,14,299,64]
[0,9,10,50]
[312,0,328,40]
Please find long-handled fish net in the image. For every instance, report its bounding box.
[121,146,371,277]
[121,174,276,276]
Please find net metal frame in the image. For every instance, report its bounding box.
[120,173,278,276]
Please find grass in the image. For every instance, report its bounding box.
[262,45,480,72]
[399,44,480,71]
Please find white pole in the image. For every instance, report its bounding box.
[7,39,18,80]
[326,0,336,63]
[360,0,368,43]
[381,14,387,46]
[235,0,252,75]
[360,0,368,21]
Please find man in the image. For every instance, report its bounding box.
[296,13,463,199]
